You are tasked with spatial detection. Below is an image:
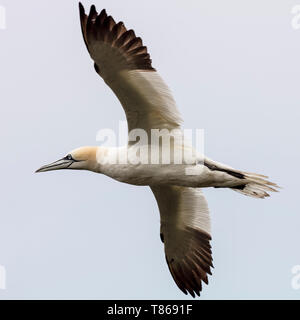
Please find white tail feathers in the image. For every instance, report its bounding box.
[232,171,280,199]
[203,157,280,199]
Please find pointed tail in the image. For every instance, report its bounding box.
[204,158,280,199]
[231,171,280,199]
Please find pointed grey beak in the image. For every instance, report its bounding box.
[35,158,73,173]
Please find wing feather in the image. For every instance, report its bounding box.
[79,3,183,136]
[151,185,213,297]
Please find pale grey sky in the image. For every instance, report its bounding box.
[0,0,299,299]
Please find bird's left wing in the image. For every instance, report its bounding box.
[151,185,213,297]
[79,3,183,137]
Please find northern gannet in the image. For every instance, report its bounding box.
[36,3,279,297]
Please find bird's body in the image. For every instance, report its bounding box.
[36,3,279,297]
[91,146,251,188]
[100,159,231,188]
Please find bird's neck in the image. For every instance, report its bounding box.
[92,146,127,172]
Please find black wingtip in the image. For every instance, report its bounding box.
[188,290,196,298]
[94,63,100,74]
[79,2,85,16]
[100,8,107,16]
[89,4,97,16]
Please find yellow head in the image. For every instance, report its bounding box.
[35,146,100,173]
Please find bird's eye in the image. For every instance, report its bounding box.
[66,154,73,161]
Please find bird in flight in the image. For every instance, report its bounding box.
[36,3,279,297]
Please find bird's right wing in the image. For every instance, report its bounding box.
[151,185,213,297]
[79,3,183,138]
